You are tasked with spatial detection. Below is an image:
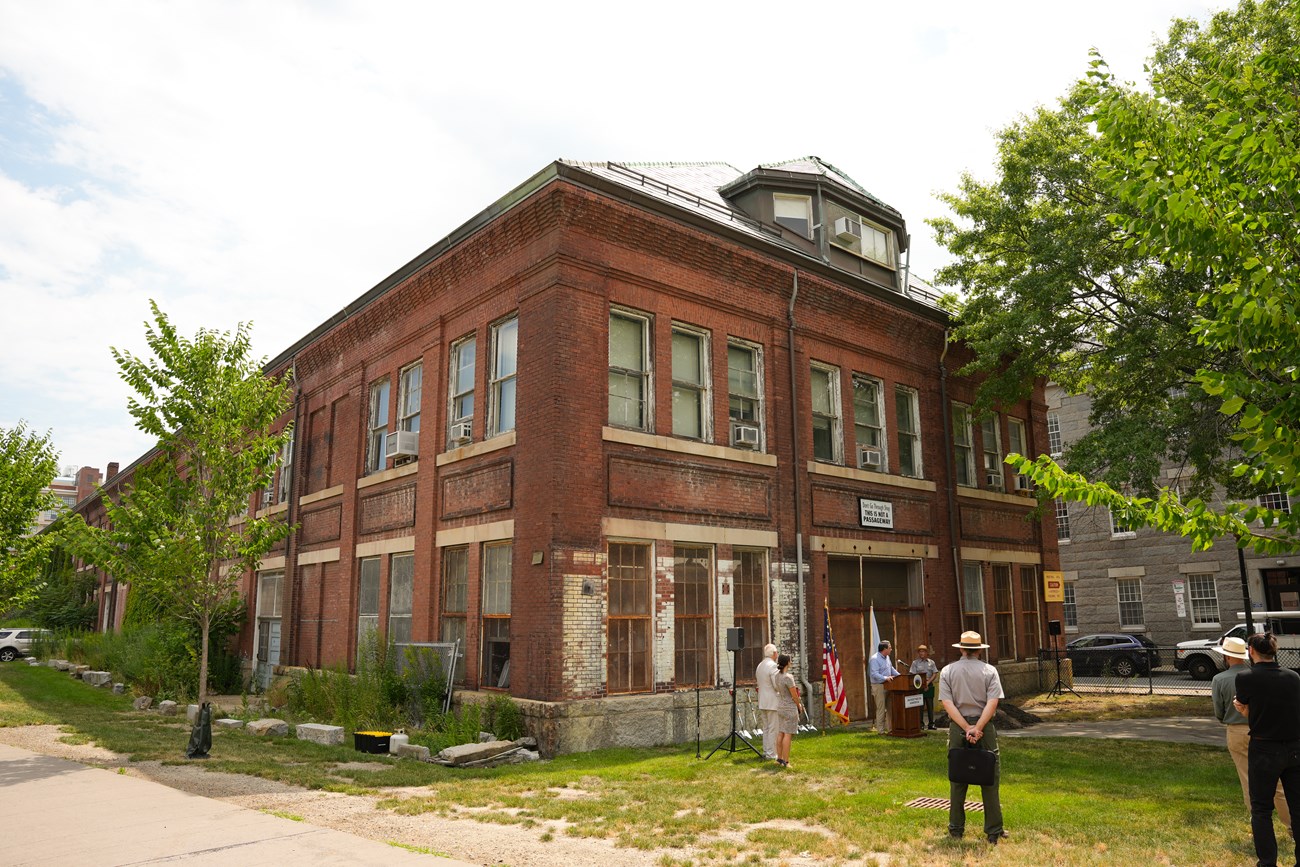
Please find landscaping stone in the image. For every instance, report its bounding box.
[112,683,125,694]
[247,718,289,737]
[71,664,90,676]
[394,743,431,761]
[27,658,40,666]
[478,731,495,742]
[53,660,71,671]
[158,700,178,716]
[186,704,201,723]
[296,723,344,746]
[436,739,516,766]
[214,718,245,730]
[82,671,112,687]
[133,696,153,711]
[513,736,538,750]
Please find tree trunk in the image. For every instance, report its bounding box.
[198,614,210,708]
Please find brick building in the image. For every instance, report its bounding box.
[80,158,1060,751]
[1047,385,1300,647]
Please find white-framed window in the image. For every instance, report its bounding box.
[727,340,764,449]
[1117,578,1144,629]
[852,375,886,470]
[255,570,283,678]
[388,552,414,645]
[357,556,381,662]
[810,363,842,464]
[773,193,813,238]
[962,561,985,636]
[1260,486,1293,514]
[1063,581,1078,630]
[671,324,710,440]
[1188,573,1220,628]
[952,402,976,487]
[275,431,293,504]
[448,335,476,446]
[481,541,512,690]
[609,309,652,430]
[1109,505,1138,538]
[1046,411,1063,457]
[366,378,390,474]
[981,416,1004,491]
[894,385,922,478]
[489,316,518,436]
[398,362,422,433]
[1055,499,1071,542]
[826,200,894,267]
[1007,417,1027,458]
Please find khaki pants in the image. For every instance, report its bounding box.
[871,682,890,733]
[1228,723,1292,831]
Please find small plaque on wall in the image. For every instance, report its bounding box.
[858,498,894,529]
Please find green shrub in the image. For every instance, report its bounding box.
[486,692,524,740]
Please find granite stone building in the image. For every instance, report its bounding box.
[1047,385,1299,648]
[77,158,1061,752]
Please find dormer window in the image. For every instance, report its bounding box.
[773,193,813,239]
[826,201,894,267]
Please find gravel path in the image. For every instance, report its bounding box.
[0,725,672,866]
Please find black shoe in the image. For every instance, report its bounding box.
[987,831,1009,845]
[949,829,963,839]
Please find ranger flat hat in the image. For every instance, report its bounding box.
[1212,636,1249,660]
[952,630,991,650]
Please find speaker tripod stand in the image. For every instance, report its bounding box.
[1046,639,1078,699]
[705,646,762,760]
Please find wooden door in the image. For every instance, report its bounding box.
[831,610,867,721]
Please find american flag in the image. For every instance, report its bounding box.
[823,605,849,724]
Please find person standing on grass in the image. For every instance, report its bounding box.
[939,630,1007,846]
[869,640,897,734]
[755,643,780,760]
[1233,633,1300,867]
[1212,635,1292,837]
[910,644,939,730]
[774,653,803,768]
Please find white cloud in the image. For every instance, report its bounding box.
[0,0,1228,470]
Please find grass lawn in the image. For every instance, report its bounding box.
[0,663,1263,866]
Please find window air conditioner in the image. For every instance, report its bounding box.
[261,490,274,507]
[385,430,419,459]
[1014,473,1032,492]
[986,471,1004,488]
[732,424,760,449]
[450,422,473,445]
[858,446,883,469]
[833,216,862,242]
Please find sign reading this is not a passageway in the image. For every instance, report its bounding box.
[858,498,893,529]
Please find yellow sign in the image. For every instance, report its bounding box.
[1043,571,1065,603]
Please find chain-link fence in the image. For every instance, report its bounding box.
[1037,646,1214,696]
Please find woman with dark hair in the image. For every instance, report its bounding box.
[774,653,803,768]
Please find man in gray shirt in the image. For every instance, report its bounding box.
[1212,635,1291,835]
[939,630,1007,845]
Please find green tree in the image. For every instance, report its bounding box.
[0,421,60,606]
[68,301,293,704]
[1007,0,1300,553]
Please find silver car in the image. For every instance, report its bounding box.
[0,628,47,662]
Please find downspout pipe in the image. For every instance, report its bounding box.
[939,331,965,636]
[284,360,302,666]
[788,270,814,706]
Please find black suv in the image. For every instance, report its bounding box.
[1065,633,1161,678]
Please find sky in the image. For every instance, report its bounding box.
[0,0,1230,478]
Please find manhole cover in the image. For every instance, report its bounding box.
[904,797,983,812]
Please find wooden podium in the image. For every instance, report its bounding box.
[884,672,925,738]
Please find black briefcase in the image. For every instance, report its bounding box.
[948,741,996,786]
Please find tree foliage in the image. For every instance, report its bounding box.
[1005,0,1300,553]
[67,301,293,703]
[0,421,60,605]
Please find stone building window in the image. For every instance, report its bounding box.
[1047,411,1063,457]
[1062,580,1078,630]
[1188,573,1220,628]
[673,545,713,687]
[607,542,652,693]
[1117,578,1144,629]
[1055,499,1071,542]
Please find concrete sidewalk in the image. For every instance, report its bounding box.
[999,717,1224,746]
[0,742,477,866]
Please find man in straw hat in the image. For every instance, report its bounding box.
[1212,635,1291,837]
[939,630,1008,845]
